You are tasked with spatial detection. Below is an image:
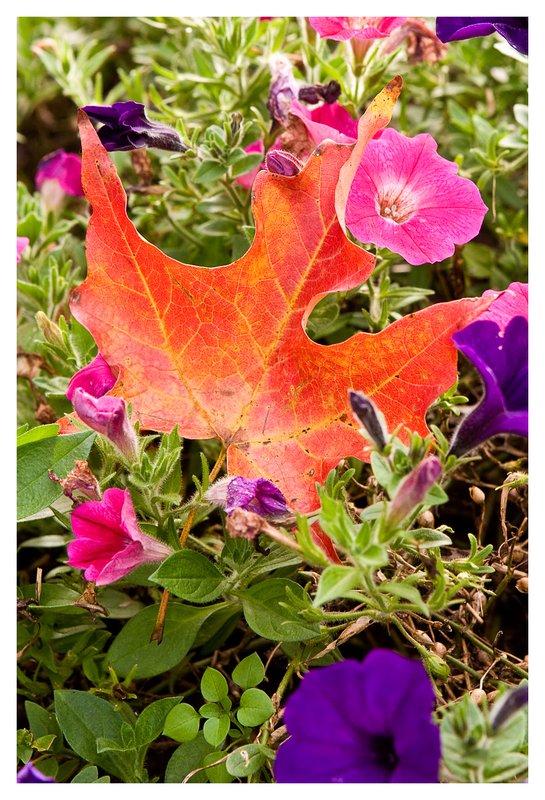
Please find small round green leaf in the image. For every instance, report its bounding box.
[201,667,229,702]
[226,744,267,778]
[236,688,274,727]
[203,715,230,747]
[203,752,235,783]
[163,703,200,743]
[231,652,265,689]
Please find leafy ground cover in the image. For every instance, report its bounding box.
[17,16,528,784]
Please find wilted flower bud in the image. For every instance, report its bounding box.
[72,388,138,461]
[266,150,304,177]
[515,576,528,593]
[267,54,298,125]
[226,507,265,540]
[49,459,101,503]
[298,80,341,105]
[388,457,442,527]
[433,642,447,658]
[348,390,388,451]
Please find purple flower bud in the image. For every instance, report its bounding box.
[349,390,388,450]
[226,476,289,517]
[66,353,117,402]
[389,456,442,527]
[17,763,55,783]
[72,389,138,461]
[81,101,188,152]
[265,150,304,177]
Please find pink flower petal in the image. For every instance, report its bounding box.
[66,353,116,401]
[480,282,528,330]
[35,149,83,197]
[309,17,407,41]
[17,236,30,262]
[290,100,357,145]
[346,128,488,265]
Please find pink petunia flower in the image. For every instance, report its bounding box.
[68,488,173,585]
[17,236,30,262]
[289,99,358,146]
[345,128,488,265]
[480,281,527,330]
[66,353,117,402]
[72,388,138,461]
[36,149,83,211]
[309,17,408,42]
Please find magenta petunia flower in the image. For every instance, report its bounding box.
[389,457,442,527]
[17,236,29,263]
[289,99,358,145]
[17,762,56,783]
[66,353,117,402]
[448,316,528,457]
[68,488,173,585]
[35,149,83,197]
[274,649,441,783]
[345,128,488,265]
[72,389,138,461]
[480,281,528,330]
[81,101,188,152]
[309,17,408,42]
[436,17,528,56]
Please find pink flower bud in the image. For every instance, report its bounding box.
[388,456,442,527]
[68,488,173,585]
[66,353,117,402]
[72,388,138,461]
[35,149,83,212]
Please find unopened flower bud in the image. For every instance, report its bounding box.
[266,150,304,177]
[66,354,116,401]
[388,457,442,527]
[422,651,450,681]
[348,390,388,451]
[417,510,435,528]
[226,507,265,540]
[469,486,485,505]
[298,80,341,105]
[35,311,65,349]
[72,388,138,461]
[489,684,528,731]
[515,576,528,593]
[433,642,447,658]
[470,688,487,705]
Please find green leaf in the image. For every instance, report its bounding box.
[108,602,224,678]
[231,652,265,689]
[313,565,361,607]
[54,690,134,781]
[24,701,61,747]
[203,751,234,783]
[165,733,215,783]
[203,715,230,747]
[230,152,263,178]
[135,697,182,746]
[17,424,60,447]
[163,703,201,743]
[407,527,453,549]
[150,551,225,603]
[484,752,527,782]
[193,160,227,184]
[199,702,223,719]
[226,744,270,778]
[17,431,95,520]
[201,667,229,702]
[240,579,321,641]
[379,581,430,617]
[236,688,274,727]
[71,765,101,783]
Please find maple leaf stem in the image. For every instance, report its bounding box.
[150,446,227,644]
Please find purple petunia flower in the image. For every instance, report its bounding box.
[274,649,441,783]
[448,316,528,457]
[17,762,56,783]
[81,101,188,152]
[204,476,289,519]
[68,488,173,585]
[436,17,528,55]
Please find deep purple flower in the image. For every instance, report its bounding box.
[267,55,299,126]
[66,353,116,402]
[72,388,138,461]
[448,316,528,457]
[81,101,188,152]
[274,649,440,783]
[389,457,442,526]
[35,149,83,196]
[266,150,304,177]
[436,17,528,55]
[68,488,173,585]
[17,762,55,783]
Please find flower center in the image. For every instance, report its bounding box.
[370,734,399,772]
[378,190,415,224]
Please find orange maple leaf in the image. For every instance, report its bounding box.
[71,81,491,512]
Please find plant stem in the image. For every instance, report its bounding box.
[150,446,226,643]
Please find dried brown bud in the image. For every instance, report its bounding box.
[469,486,485,505]
[17,351,44,381]
[433,642,447,658]
[226,508,265,540]
[515,576,528,593]
[511,546,526,564]
[470,688,487,705]
[487,690,499,704]
[49,460,101,503]
[35,401,57,424]
[417,510,435,528]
